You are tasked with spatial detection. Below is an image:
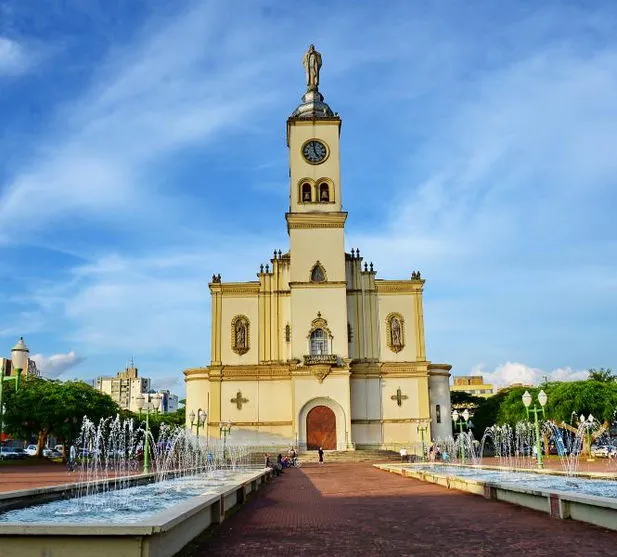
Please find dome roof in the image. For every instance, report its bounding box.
[290,90,335,119]
[11,336,29,353]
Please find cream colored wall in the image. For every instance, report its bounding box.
[219,380,292,424]
[185,370,210,431]
[290,287,349,359]
[381,378,421,422]
[268,259,290,363]
[377,293,418,362]
[220,295,259,365]
[350,377,382,420]
[346,262,379,361]
[289,228,345,283]
[288,120,341,213]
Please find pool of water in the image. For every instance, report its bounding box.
[411,465,617,499]
[0,469,258,525]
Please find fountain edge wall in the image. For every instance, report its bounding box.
[375,464,617,532]
[0,468,273,557]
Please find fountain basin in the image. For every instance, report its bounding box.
[0,468,272,557]
[375,463,617,532]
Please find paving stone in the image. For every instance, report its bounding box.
[193,462,617,557]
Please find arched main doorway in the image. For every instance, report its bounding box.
[306,405,336,450]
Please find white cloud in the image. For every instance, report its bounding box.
[0,37,28,76]
[467,362,589,390]
[0,3,287,243]
[31,351,84,379]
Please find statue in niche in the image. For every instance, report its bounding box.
[390,317,402,347]
[236,320,247,349]
[311,263,325,283]
[303,44,322,91]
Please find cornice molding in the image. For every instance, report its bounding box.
[285,212,347,230]
[428,363,453,377]
[289,281,347,288]
[184,367,209,377]
[209,282,261,296]
[351,418,430,425]
[210,420,292,427]
[375,280,424,294]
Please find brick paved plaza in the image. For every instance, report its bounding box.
[185,462,617,557]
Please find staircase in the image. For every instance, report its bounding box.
[298,449,401,464]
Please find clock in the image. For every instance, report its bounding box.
[302,139,328,164]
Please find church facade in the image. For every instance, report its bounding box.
[185,46,452,450]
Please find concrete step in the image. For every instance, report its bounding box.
[298,450,402,463]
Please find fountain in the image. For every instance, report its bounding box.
[377,414,617,532]
[0,416,275,557]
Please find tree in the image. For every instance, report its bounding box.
[3,377,120,456]
[451,391,484,408]
[587,368,615,382]
[470,387,528,437]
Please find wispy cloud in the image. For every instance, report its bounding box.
[475,362,589,389]
[0,2,287,244]
[31,351,84,378]
[0,37,29,76]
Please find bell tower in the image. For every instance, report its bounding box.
[286,45,348,360]
[287,45,342,214]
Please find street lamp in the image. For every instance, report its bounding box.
[579,414,595,462]
[189,408,207,437]
[0,342,24,446]
[417,420,430,462]
[219,420,232,461]
[522,389,547,469]
[452,409,470,465]
[136,393,161,474]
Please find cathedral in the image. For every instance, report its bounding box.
[184,46,452,450]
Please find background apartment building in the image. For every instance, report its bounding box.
[451,375,494,398]
[95,361,178,414]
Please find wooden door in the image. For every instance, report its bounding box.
[306,405,336,450]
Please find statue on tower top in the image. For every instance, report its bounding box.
[303,44,322,91]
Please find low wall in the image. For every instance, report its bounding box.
[375,464,617,532]
[0,468,272,557]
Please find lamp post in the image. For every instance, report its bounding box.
[219,420,232,461]
[136,393,161,474]
[189,409,207,437]
[1,339,27,446]
[452,409,470,465]
[417,420,429,462]
[522,389,547,469]
[579,414,595,462]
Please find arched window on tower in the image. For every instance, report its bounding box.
[310,329,328,355]
[301,182,312,203]
[319,183,330,202]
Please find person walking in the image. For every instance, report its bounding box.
[318,446,324,465]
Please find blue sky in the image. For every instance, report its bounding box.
[1,0,616,395]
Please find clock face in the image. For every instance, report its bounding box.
[302,140,328,164]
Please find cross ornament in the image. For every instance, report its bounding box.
[230,390,249,410]
[391,387,408,407]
